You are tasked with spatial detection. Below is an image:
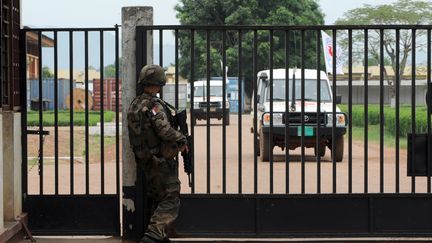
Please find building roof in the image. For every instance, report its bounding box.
[57,69,101,83]
[24,26,55,48]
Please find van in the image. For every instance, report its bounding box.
[251,68,347,162]
[192,80,230,125]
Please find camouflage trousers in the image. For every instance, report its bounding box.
[140,156,180,241]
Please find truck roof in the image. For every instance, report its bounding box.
[193,80,229,86]
[257,68,328,80]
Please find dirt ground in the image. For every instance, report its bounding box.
[26,114,429,195]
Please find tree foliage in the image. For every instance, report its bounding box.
[42,66,54,79]
[335,0,432,98]
[174,0,325,98]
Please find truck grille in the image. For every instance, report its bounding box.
[283,112,325,125]
[199,102,220,108]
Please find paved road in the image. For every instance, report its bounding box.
[27,114,428,195]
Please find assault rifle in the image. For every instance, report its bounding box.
[175,110,193,188]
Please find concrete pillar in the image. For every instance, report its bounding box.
[122,6,153,239]
[13,113,22,218]
[3,112,14,222]
[2,112,22,224]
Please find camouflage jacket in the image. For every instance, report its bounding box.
[127,92,186,161]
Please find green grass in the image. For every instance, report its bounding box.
[27,110,115,126]
[350,125,408,149]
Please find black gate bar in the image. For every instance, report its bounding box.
[364,29,369,193]
[222,30,227,194]
[85,30,90,195]
[206,29,211,194]
[238,29,243,194]
[379,29,385,193]
[100,30,105,194]
[411,29,416,193]
[69,30,74,195]
[253,29,258,194]
[395,29,400,193]
[301,30,306,194]
[428,29,431,193]
[269,29,274,194]
[285,30,290,194]
[332,29,337,193]
[348,29,353,194]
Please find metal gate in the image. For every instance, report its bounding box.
[137,25,432,237]
[20,27,121,235]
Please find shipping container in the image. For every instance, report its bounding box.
[29,78,74,110]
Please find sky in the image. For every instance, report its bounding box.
[22,0,401,68]
[22,0,400,28]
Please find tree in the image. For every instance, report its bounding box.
[175,0,325,100]
[42,66,54,79]
[335,0,432,102]
[103,58,123,78]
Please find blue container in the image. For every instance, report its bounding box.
[227,77,245,114]
[211,76,245,113]
[29,79,74,110]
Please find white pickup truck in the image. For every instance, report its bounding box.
[192,80,230,125]
[251,68,347,162]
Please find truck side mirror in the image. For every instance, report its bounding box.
[335,95,342,104]
[259,73,268,85]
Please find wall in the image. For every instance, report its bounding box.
[335,80,428,105]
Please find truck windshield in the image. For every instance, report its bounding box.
[194,86,223,97]
[266,79,332,102]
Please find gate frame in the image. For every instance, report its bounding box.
[20,27,121,235]
[136,25,432,237]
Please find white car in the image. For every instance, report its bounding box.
[251,68,347,162]
[192,80,230,125]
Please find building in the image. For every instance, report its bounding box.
[330,65,429,105]
[24,28,55,80]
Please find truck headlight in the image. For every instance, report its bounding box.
[262,113,283,126]
[326,113,346,127]
[193,102,200,108]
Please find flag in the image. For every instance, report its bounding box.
[321,30,344,75]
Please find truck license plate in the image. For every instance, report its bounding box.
[297,126,314,136]
[210,108,216,112]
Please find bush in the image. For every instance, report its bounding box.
[27,110,115,126]
[339,104,381,127]
[340,104,430,137]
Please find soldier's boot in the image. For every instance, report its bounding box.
[140,235,162,243]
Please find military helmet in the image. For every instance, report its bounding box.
[138,64,166,86]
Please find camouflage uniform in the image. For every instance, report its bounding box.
[128,65,186,242]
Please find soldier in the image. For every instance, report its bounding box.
[127,64,188,243]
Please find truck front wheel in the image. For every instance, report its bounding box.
[329,135,344,162]
[314,144,326,157]
[224,113,230,125]
[259,129,272,161]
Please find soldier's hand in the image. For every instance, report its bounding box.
[180,145,189,153]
